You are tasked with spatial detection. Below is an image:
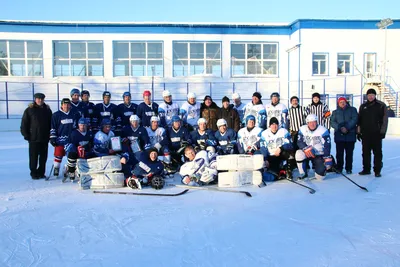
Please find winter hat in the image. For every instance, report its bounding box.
[366,88,377,95]
[253,92,262,100]
[222,96,230,103]
[204,95,212,101]
[148,147,159,157]
[34,93,45,99]
[337,97,347,104]
[269,117,279,126]
[143,90,151,97]
[312,92,321,99]
[290,96,299,102]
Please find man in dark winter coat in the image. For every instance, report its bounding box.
[357,88,388,177]
[331,97,358,174]
[200,95,219,131]
[218,96,240,132]
[20,93,52,179]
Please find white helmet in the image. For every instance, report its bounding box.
[162,90,171,98]
[187,92,196,99]
[216,118,227,127]
[306,114,318,123]
[232,93,241,100]
[150,116,160,122]
[197,118,207,125]
[129,114,140,122]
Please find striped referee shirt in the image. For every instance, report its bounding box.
[288,105,307,132]
[306,102,331,129]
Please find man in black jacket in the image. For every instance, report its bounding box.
[218,96,240,132]
[21,93,52,179]
[357,88,388,177]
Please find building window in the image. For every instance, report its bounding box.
[364,53,376,74]
[113,41,163,77]
[312,53,328,75]
[0,40,43,76]
[337,53,353,75]
[53,41,104,77]
[231,42,278,76]
[173,42,221,77]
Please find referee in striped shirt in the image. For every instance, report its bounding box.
[306,92,331,129]
[288,96,307,149]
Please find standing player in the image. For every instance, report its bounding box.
[264,92,288,129]
[243,92,267,129]
[93,91,117,132]
[114,92,138,135]
[158,90,180,128]
[232,93,246,126]
[214,119,237,155]
[70,88,85,117]
[81,90,95,130]
[136,90,159,128]
[237,115,263,154]
[180,92,201,131]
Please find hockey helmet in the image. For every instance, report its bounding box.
[70,88,81,97]
[78,118,88,125]
[123,91,131,98]
[232,92,241,100]
[151,176,165,190]
[245,115,256,124]
[143,90,151,97]
[81,90,90,97]
[306,114,318,123]
[61,98,71,105]
[216,118,227,127]
[101,118,111,127]
[270,92,280,99]
[129,114,140,122]
[151,116,160,123]
[197,118,207,126]
[162,90,172,98]
[103,91,111,98]
[171,115,181,123]
[187,92,196,99]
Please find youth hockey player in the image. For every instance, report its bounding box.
[146,116,170,163]
[167,116,192,164]
[114,91,138,135]
[260,117,295,179]
[81,90,95,130]
[214,119,237,155]
[70,88,85,117]
[243,92,267,129]
[158,90,180,128]
[237,115,263,154]
[93,91,117,132]
[264,92,288,129]
[180,92,201,130]
[179,146,218,186]
[232,93,246,125]
[295,114,333,180]
[190,118,217,152]
[121,115,151,161]
[50,98,80,176]
[136,90,158,127]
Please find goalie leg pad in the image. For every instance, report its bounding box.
[216,154,264,171]
[218,171,262,187]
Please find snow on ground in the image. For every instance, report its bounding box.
[1,129,400,267]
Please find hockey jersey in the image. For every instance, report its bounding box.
[237,126,263,154]
[190,129,217,147]
[121,125,151,153]
[180,102,201,127]
[265,102,288,129]
[114,103,138,128]
[50,110,79,145]
[93,103,117,130]
[297,124,331,157]
[214,128,237,148]
[82,101,95,126]
[167,126,191,151]
[136,102,159,127]
[260,128,292,157]
[243,102,267,129]
[70,101,85,118]
[158,101,180,128]
[132,154,164,177]
[233,102,246,123]
[146,126,169,150]
[70,129,93,149]
[93,130,115,157]
[179,150,217,185]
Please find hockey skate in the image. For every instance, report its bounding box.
[53,167,60,177]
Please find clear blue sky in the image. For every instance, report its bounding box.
[2,0,400,23]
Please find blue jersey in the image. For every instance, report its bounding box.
[214,128,237,149]
[167,126,191,151]
[121,125,151,153]
[70,129,93,149]
[190,129,217,147]
[158,101,180,128]
[82,101,95,125]
[132,154,164,178]
[70,101,85,118]
[50,110,79,146]
[93,102,117,129]
[114,103,138,128]
[136,102,159,127]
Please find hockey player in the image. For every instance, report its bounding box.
[264,92,288,129]
[306,92,331,129]
[50,98,80,176]
[81,90,95,130]
[179,146,218,186]
[70,88,85,117]
[237,115,263,154]
[167,116,192,164]
[232,93,246,125]
[93,91,117,132]
[180,92,201,131]
[146,116,170,163]
[214,118,237,155]
[114,92,138,135]
[126,148,165,190]
[243,92,267,129]
[121,115,151,161]
[136,90,158,127]
[158,90,180,128]
[260,117,295,179]
[190,118,217,152]
[295,114,333,180]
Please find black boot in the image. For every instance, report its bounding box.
[358,170,371,175]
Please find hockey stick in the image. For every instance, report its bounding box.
[45,165,54,181]
[285,178,316,194]
[93,189,189,197]
[332,167,368,192]
[173,184,252,197]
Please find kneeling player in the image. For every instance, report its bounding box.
[179,146,217,186]
[146,116,170,163]
[190,118,217,152]
[237,115,263,154]
[295,114,332,180]
[214,119,237,155]
[167,116,192,165]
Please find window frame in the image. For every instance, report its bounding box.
[230,41,279,77]
[312,52,329,76]
[337,53,354,75]
[363,52,377,74]
[172,41,222,77]
[53,40,104,77]
[0,40,43,77]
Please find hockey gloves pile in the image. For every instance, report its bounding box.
[303,145,316,158]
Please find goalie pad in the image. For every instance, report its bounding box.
[216,154,264,171]
[80,172,125,190]
[218,171,262,188]
[77,155,121,175]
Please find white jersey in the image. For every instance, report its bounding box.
[264,102,288,129]
[180,102,201,127]
[260,128,292,156]
[146,126,167,147]
[237,126,263,153]
[298,124,331,156]
[233,102,246,122]
[158,102,180,127]
[179,150,217,184]
[243,102,267,129]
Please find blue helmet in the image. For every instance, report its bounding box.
[245,115,256,125]
[171,115,181,123]
[123,91,131,98]
[78,118,88,125]
[101,118,112,127]
[70,88,80,97]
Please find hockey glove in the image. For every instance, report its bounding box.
[356,133,362,142]
[199,141,207,151]
[303,145,316,158]
[324,156,333,170]
[50,138,57,147]
[77,146,85,158]
[194,146,201,153]
[226,143,234,154]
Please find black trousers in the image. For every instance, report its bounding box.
[291,131,299,150]
[362,135,383,173]
[29,142,49,177]
[335,141,355,172]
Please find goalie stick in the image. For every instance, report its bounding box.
[93,189,189,197]
[172,184,252,197]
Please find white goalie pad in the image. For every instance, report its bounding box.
[218,171,262,188]
[77,156,122,175]
[80,172,125,190]
[216,154,264,171]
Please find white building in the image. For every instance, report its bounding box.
[0,19,399,117]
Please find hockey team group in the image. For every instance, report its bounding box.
[20,87,388,191]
